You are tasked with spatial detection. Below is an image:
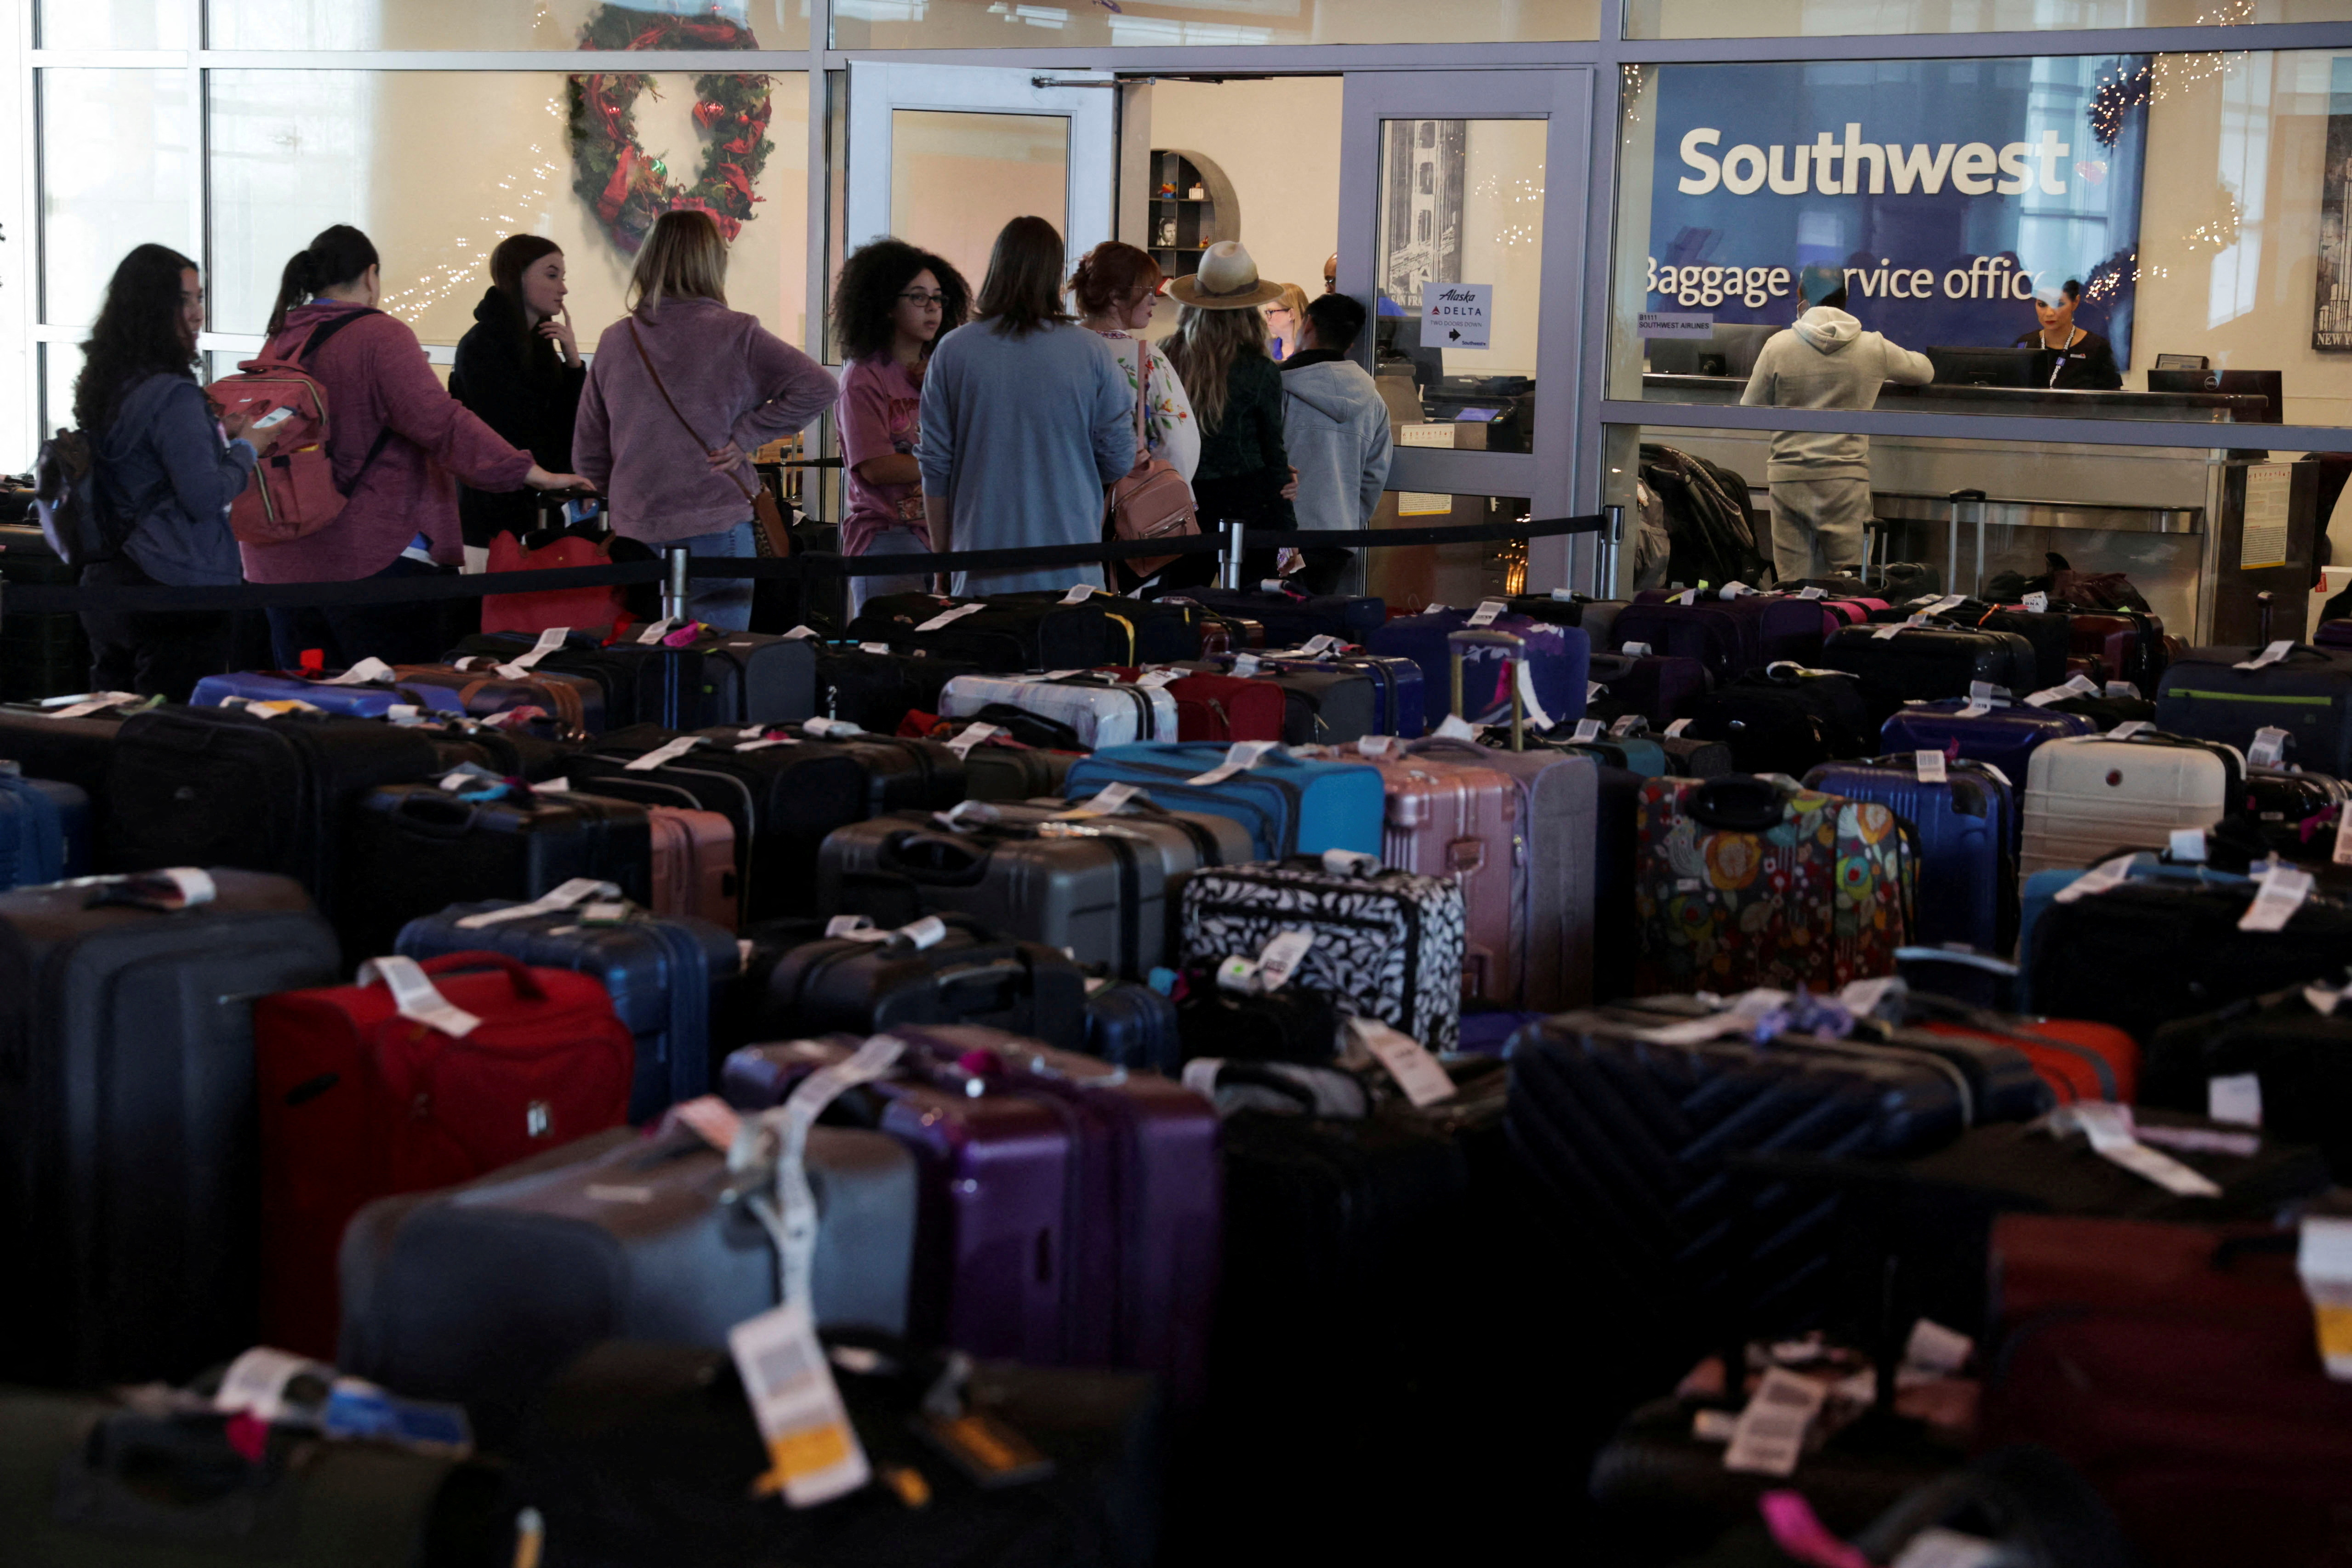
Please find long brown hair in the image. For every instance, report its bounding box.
[974,216,1069,339]
[629,209,728,315]
[1164,302,1268,432]
[73,244,201,433]
[267,224,379,337]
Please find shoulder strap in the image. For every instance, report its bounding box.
[1132,344,1152,454]
[628,316,757,502]
[299,306,382,365]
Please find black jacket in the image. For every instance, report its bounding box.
[450,287,587,547]
[2013,325,2122,392]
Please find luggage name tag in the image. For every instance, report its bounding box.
[2248,726,2292,769]
[2106,720,2155,739]
[1186,740,1282,785]
[2236,640,2295,671]
[734,725,799,752]
[1059,584,1098,604]
[1609,714,1648,737]
[1256,929,1316,991]
[1871,619,1913,640]
[506,626,570,672]
[2062,1102,2223,1197]
[1355,735,1399,757]
[215,1346,338,1424]
[934,799,1002,832]
[1633,989,1791,1045]
[1468,599,1507,627]
[1570,718,1604,743]
[783,625,820,640]
[858,642,893,655]
[2051,854,2138,905]
[1913,750,1948,783]
[669,1094,744,1150]
[2021,689,2062,707]
[1666,718,1694,737]
[1135,669,1180,689]
[454,878,621,929]
[2239,863,2315,933]
[2023,592,2050,613]
[2169,827,2208,863]
[945,722,1002,759]
[1720,581,1748,599]
[1549,588,1577,602]
[1057,782,1143,818]
[1836,975,1902,1020]
[1298,635,1341,657]
[1792,587,1827,601]
[1345,1016,1456,1107]
[358,955,484,1039]
[801,716,865,738]
[623,735,706,771]
[1432,714,1478,741]
[1907,594,1939,608]
[82,867,218,912]
[322,656,397,686]
[1620,642,1654,657]
[1721,1365,1825,1477]
[226,696,323,718]
[2106,681,2140,699]
[2294,1217,2352,1381]
[914,603,985,633]
[1887,1529,2003,1568]
[40,690,142,718]
[635,617,678,646]
[2207,1072,2264,1128]
[1232,652,1262,677]
[729,1303,871,1508]
[1676,588,1698,606]
[1515,662,1556,732]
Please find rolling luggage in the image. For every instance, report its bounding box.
[411,713,587,783]
[0,869,340,1386]
[2155,643,2352,775]
[1622,587,1829,672]
[1657,732,1737,778]
[940,672,1179,747]
[2019,730,2239,877]
[1878,598,2073,690]
[1173,972,1342,1065]
[390,661,604,735]
[1143,668,1287,744]
[2068,607,2171,689]
[1360,747,1520,1006]
[336,1119,918,1438]
[1162,585,1383,646]
[0,769,83,890]
[747,912,1089,1049]
[1879,695,2093,786]
[1897,995,2141,1105]
[0,698,135,832]
[1179,855,1469,1050]
[102,705,439,923]
[1635,774,1913,995]
[1586,648,1708,730]
[2143,986,2352,1180]
[1675,663,1875,775]
[954,734,1079,801]
[1804,753,2012,952]
[1064,742,1384,860]
[997,587,1204,662]
[1084,980,1184,1075]
[255,950,636,1357]
[1367,608,1589,726]
[724,722,965,813]
[1819,622,2040,714]
[1264,649,1426,738]
[646,804,739,927]
[335,782,653,960]
[849,592,1116,673]
[1233,659,1378,745]
[397,897,737,1123]
[448,628,645,728]
[190,668,417,720]
[618,626,817,728]
[812,641,980,731]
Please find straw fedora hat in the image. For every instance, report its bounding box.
[1168,240,1286,309]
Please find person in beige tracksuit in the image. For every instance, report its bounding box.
[1740,265,1933,582]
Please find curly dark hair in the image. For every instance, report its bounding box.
[831,238,970,363]
[72,243,201,434]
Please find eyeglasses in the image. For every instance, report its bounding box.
[899,290,948,306]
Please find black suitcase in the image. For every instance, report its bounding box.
[1153,586,1384,647]
[101,706,440,918]
[567,724,869,920]
[0,699,137,838]
[335,783,653,961]
[449,629,647,729]
[1256,663,1377,745]
[1657,733,1736,778]
[0,525,91,704]
[751,912,1088,1050]
[813,642,979,731]
[1084,981,1183,1075]
[997,589,1203,664]
[710,723,966,814]
[416,715,588,782]
[2142,987,2352,1181]
[614,627,817,729]
[0,868,340,1385]
[849,593,1114,673]
[1173,976,1339,1064]
[1875,599,2073,691]
[1678,666,1875,775]
[2043,691,2158,728]
[1820,623,2040,716]
[962,738,1077,802]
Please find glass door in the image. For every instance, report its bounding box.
[1339,70,1591,603]
[844,63,1117,298]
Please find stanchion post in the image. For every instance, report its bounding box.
[1600,503,1625,598]
[662,546,691,623]
[1221,520,1245,591]
[661,546,692,729]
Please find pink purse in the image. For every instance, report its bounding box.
[1105,350,1197,578]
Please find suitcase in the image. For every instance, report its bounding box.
[1240,660,1379,745]
[849,592,1116,673]
[1145,669,1288,743]
[2043,690,2159,730]
[1901,1000,2141,1106]
[1173,973,1344,1066]
[815,798,1251,978]
[1804,754,2012,952]
[1367,609,1589,726]
[255,950,636,1357]
[646,804,740,927]
[1677,665,1876,775]
[0,770,83,890]
[396,901,737,1123]
[1160,585,1384,646]
[391,661,604,735]
[1658,733,1737,778]
[0,700,132,835]
[1819,622,2041,715]
[2067,608,2171,689]
[449,628,645,728]
[748,913,1090,1050]
[2155,644,2352,776]
[618,626,817,729]
[812,642,982,732]
[0,524,91,704]
[1179,856,1469,1050]
[940,672,1179,747]
[2020,730,2239,877]
[1361,749,1521,1006]
[565,724,871,920]
[997,587,1204,663]
[1634,774,1914,995]
[722,723,965,814]
[335,782,654,960]
[1624,587,1830,672]
[336,1121,918,1438]
[0,869,341,1386]
[1586,649,1710,730]
[2237,767,2351,865]
[1879,696,2094,789]
[957,736,1079,801]
[1259,650,1427,739]
[2143,986,2352,1180]
[1064,742,1384,860]
[413,713,588,783]
[1875,599,2073,690]
[1592,764,1643,1002]
[1084,980,1184,1075]
[102,706,440,921]
[190,668,419,720]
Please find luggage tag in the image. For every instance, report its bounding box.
[2023,592,2050,613]
[634,617,678,645]
[2248,726,2292,769]
[1795,587,1825,600]
[1432,714,1478,741]
[1467,599,1507,627]
[2106,681,2140,700]
[1549,588,1578,601]
[322,656,397,686]
[2106,720,2155,739]
[2207,1072,2263,1128]
[1059,584,1098,604]
[1232,652,1262,677]
[1056,782,1143,818]
[2169,827,2208,863]
[1913,750,1948,783]
[40,690,143,718]
[2294,1217,2352,1382]
[506,627,571,672]
[945,722,1002,759]
[783,625,820,640]
[454,879,621,929]
[1871,618,1918,640]
[1355,735,1400,757]
[1722,1365,1825,1477]
[1633,989,1790,1045]
[2059,1102,2223,1197]
[734,724,799,752]
[1665,718,1694,737]
[1956,680,2009,718]
[2239,863,2315,932]
[1836,975,1903,1021]
[1570,718,1604,743]
[1609,714,1648,737]
[934,799,1002,832]
[1298,635,1343,658]
[824,915,890,944]
[858,642,893,655]
[225,696,324,718]
[914,603,985,633]
[2051,854,2139,905]
[1186,740,1282,785]
[81,867,218,912]
[1517,663,1556,731]
[1135,668,1180,689]
[1257,928,1316,990]
[1887,1529,2003,1568]
[1676,588,1698,606]
[357,956,484,1038]
[2332,806,2352,868]
[1344,1016,1456,1107]
[1258,578,1290,593]
[2236,640,2295,671]
[623,735,706,771]
[215,1346,338,1425]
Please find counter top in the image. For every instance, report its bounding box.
[1871,489,2203,535]
[1639,375,2271,423]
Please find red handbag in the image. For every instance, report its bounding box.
[254,950,635,1356]
[479,529,631,637]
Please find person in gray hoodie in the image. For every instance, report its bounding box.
[1740,264,1933,582]
[1278,293,1393,594]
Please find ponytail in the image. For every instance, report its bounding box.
[267,223,381,336]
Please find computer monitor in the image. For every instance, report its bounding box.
[2153,353,2210,371]
[2147,368,2283,424]
[1925,346,2041,388]
[1646,323,1776,378]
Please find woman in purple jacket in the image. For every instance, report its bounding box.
[574,210,837,631]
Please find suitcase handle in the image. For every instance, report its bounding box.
[1686,775,1789,831]
[386,788,480,838]
[407,949,550,1001]
[876,829,991,885]
[932,958,1028,1009]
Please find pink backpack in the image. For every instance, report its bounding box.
[205,309,392,546]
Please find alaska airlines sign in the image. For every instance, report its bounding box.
[1644,57,2150,363]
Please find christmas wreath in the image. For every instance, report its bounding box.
[569,6,775,253]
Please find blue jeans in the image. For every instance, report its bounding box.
[848,526,934,618]
[674,521,756,632]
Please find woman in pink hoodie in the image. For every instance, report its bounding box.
[245,225,587,667]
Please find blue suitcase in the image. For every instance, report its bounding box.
[1367,610,1590,726]
[2155,644,2352,776]
[0,770,85,889]
[191,670,414,719]
[1083,980,1183,1075]
[395,900,737,1123]
[1879,698,2094,791]
[1263,651,1427,738]
[1064,742,1384,860]
[1174,587,1385,645]
[1805,755,2012,952]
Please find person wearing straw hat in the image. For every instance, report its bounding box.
[1166,240,1298,583]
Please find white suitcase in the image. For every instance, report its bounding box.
[940,673,1179,748]
[2019,731,2239,878]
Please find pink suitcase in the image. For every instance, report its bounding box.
[1366,750,1521,1006]
[646,804,738,929]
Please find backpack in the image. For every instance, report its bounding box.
[206,308,393,546]
[32,424,129,568]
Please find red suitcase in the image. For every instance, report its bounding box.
[1099,666,1286,743]
[1918,1015,2140,1104]
[1364,749,1521,1005]
[254,951,635,1357]
[646,804,738,929]
[2064,610,2169,690]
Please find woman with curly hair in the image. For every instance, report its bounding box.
[830,238,969,613]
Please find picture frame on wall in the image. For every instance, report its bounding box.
[2315,57,2352,353]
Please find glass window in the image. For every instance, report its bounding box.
[1369,493,1535,611]
[1378,118,1547,452]
[35,0,188,48]
[1612,51,2352,428]
[40,69,197,330]
[832,0,1597,48]
[206,0,809,51]
[208,71,811,347]
[886,109,1069,298]
[1628,0,2352,39]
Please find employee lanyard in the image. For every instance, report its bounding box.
[2043,326,2082,388]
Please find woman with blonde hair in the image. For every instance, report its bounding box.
[574,207,836,629]
[1264,281,1312,362]
[1165,240,1295,547]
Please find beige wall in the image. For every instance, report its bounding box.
[884,110,1068,305]
[1146,77,1345,323]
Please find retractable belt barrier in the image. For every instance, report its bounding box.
[0,512,1604,618]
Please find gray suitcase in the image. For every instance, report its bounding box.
[0,868,342,1386]
[336,1121,916,1437]
[814,797,1253,978]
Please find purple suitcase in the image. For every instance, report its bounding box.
[1879,698,2095,781]
[189,670,414,718]
[1587,650,1709,728]
[1615,590,1825,678]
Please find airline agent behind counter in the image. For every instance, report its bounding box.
[2014,278,2121,391]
